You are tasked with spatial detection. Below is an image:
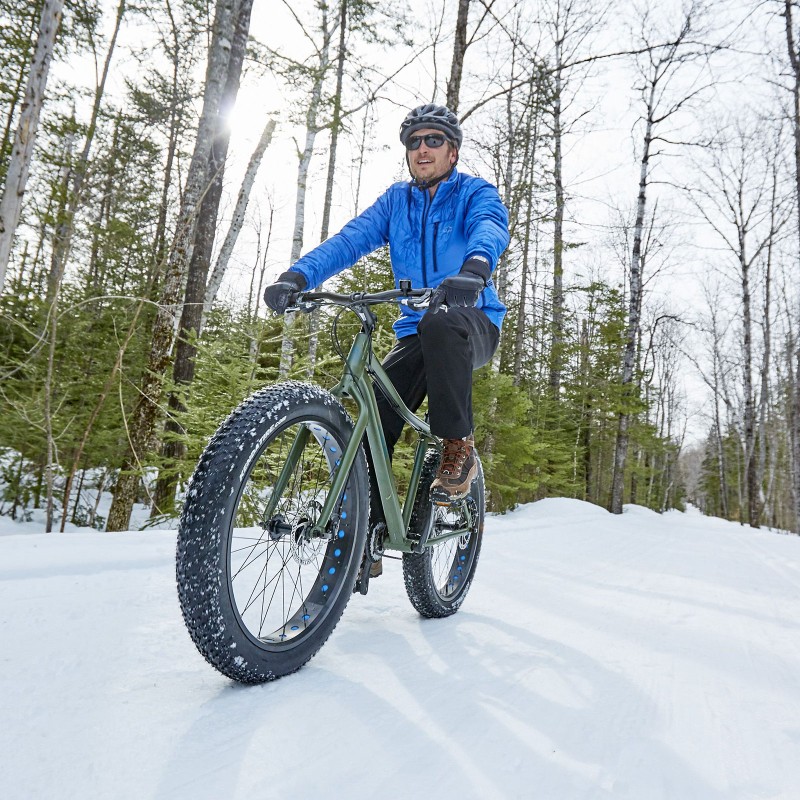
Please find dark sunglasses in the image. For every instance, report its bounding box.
[406,133,448,151]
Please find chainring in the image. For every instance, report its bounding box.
[367,521,387,562]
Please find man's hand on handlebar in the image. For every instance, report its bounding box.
[263,271,307,314]
[427,257,490,314]
[428,274,485,314]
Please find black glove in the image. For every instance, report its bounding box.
[428,257,491,314]
[263,271,307,314]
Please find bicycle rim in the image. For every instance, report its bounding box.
[226,419,358,651]
[425,497,480,601]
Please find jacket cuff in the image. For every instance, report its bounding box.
[460,256,491,285]
[279,270,308,291]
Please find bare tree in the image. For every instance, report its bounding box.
[687,121,789,527]
[203,117,277,315]
[783,0,800,531]
[306,0,349,378]
[107,0,237,531]
[447,0,471,111]
[150,0,255,518]
[610,1,716,513]
[277,0,335,377]
[542,0,608,397]
[0,0,63,292]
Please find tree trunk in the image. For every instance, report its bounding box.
[0,8,41,175]
[279,4,333,377]
[610,87,653,514]
[785,0,800,533]
[446,0,470,111]
[152,4,184,277]
[513,103,539,384]
[43,287,58,532]
[0,0,63,291]
[579,319,592,501]
[757,283,770,527]
[550,50,565,397]
[308,0,348,379]
[204,117,276,316]
[152,0,254,518]
[483,39,527,469]
[106,0,236,532]
[740,242,758,527]
[45,0,126,307]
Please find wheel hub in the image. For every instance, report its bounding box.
[289,501,326,565]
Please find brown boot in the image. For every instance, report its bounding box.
[369,559,383,578]
[430,435,477,505]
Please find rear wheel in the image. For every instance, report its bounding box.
[403,449,484,617]
[176,381,369,683]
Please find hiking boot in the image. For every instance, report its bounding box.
[430,435,477,505]
[369,559,383,578]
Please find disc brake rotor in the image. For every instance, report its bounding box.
[289,500,325,565]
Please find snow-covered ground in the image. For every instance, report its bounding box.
[2,499,799,799]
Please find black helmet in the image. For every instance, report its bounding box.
[399,103,463,148]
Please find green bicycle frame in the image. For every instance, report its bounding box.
[327,330,440,552]
[266,291,476,553]
[289,325,474,554]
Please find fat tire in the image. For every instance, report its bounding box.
[402,449,484,618]
[176,381,369,683]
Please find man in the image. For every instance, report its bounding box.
[264,103,509,514]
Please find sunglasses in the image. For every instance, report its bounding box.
[406,133,449,150]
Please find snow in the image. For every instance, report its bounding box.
[2,499,800,799]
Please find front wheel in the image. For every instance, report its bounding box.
[176,381,369,683]
[403,449,485,617]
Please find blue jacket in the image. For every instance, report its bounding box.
[289,169,510,338]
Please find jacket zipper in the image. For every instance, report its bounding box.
[420,192,431,287]
[432,222,440,274]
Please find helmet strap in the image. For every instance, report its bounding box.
[406,151,459,191]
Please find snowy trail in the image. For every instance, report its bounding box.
[2,499,800,799]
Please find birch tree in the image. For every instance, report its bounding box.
[107,0,236,531]
[277,0,334,377]
[0,0,63,292]
[203,117,277,314]
[782,0,800,531]
[151,0,255,517]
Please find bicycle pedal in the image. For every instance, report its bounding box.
[353,556,375,596]
[353,567,370,595]
[430,490,466,507]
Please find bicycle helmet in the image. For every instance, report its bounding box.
[399,103,463,148]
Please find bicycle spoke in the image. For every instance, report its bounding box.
[178,380,368,682]
[242,542,293,618]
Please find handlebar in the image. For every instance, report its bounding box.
[288,286,432,312]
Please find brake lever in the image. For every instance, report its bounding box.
[403,289,432,310]
[285,291,313,314]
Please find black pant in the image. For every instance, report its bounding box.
[376,306,500,451]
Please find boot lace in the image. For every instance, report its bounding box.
[439,439,470,477]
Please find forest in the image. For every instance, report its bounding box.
[0,0,798,534]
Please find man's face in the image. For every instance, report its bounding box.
[407,127,457,183]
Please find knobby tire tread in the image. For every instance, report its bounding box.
[176,381,369,683]
[402,450,484,618]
